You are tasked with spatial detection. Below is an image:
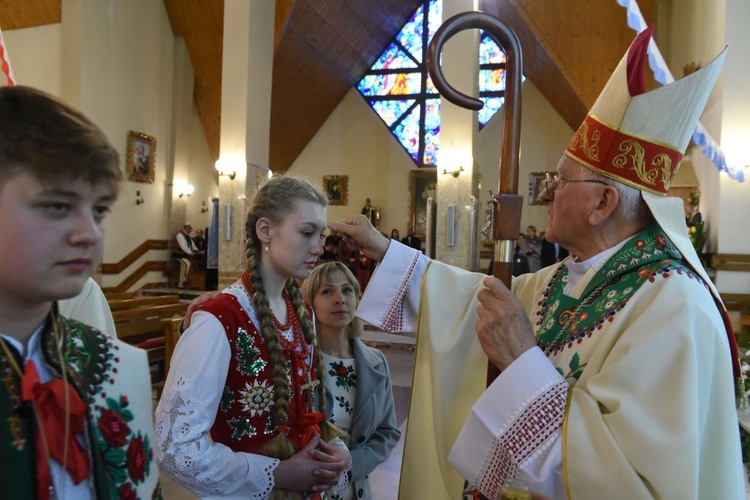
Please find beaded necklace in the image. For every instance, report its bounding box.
[240,270,310,365]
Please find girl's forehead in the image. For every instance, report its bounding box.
[284,200,326,226]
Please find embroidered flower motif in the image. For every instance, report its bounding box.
[239,380,274,417]
[635,240,645,248]
[655,235,666,247]
[98,408,130,447]
[335,395,353,415]
[126,434,147,482]
[607,290,616,298]
[118,483,137,500]
[328,361,357,390]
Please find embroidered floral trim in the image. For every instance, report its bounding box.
[93,396,156,497]
[535,226,688,357]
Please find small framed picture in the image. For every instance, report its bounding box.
[126,131,156,183]
[529,171,553,205]
[323,175,348,206]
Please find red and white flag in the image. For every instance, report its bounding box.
[0,26,16,86]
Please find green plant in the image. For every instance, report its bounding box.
[689,220,707,253]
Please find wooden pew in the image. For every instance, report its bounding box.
[108,295,180,311]
[113,299,188,383]
[104,291,136,301]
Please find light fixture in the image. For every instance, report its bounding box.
[175,183,195,198]
[135,190,144,205]
[215,158,238,180]
[442,166,465,178]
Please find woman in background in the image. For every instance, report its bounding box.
[302,262,401,500]
[389,228,400,241]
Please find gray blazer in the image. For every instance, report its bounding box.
[325,339,401,500]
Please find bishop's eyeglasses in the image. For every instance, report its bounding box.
[544,173,608,196]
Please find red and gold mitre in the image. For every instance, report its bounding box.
[564,26,726,196]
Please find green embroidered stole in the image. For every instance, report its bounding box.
[535,225,698,374]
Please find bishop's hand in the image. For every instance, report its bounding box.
[329,216,390,262]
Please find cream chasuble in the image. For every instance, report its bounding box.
[359,230,744,500]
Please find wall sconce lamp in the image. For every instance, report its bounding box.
[442,166,465,178]
[201,201,209,213]
[135,190,144,205]
[215,159,237,180]
[175,183,195,198]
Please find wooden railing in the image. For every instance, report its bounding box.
[712,253,750,273]
[99,239,170,293]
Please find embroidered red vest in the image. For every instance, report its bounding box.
[200,294,319,454]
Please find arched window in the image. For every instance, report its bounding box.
[356,0,524,168]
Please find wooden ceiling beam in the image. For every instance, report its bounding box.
[480,0,655,132]
[0,0,60,30]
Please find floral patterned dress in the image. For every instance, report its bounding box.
[322,352,357,500]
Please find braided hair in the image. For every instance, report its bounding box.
[242,176,341,470]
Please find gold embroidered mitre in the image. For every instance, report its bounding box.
[565,25,726,195]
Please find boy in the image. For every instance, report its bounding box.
[0,86,160,498]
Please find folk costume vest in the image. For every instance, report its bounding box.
[199,287,323,454]
[0,313,160,499]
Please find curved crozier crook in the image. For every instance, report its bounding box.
[427,11,524,385]
[426,11,523,195]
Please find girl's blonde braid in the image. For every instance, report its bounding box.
[288,280,347,443]
[245,227,294,462]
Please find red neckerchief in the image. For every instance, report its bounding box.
[21,360,89,499]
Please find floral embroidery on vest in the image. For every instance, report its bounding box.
[202,294,319,453]
[1,316,159,499]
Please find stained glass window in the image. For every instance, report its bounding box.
[356,0,524,168]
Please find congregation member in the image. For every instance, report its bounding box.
[173,223,197,287]
[401,227,422,251]
[302,262,401,500]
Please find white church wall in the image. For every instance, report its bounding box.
[3,0,216,290]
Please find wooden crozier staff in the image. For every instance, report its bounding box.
[426,12,524,386]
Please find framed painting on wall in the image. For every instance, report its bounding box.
[409,169,437,239]
[126,131,156,184]
[323,175,348,206]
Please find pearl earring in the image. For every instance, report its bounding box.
[265,244,269,254]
